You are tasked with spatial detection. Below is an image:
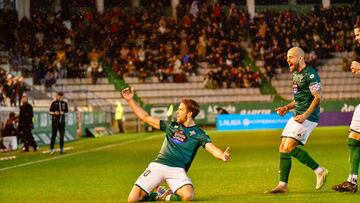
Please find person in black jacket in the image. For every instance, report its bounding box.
[49,92,68,154]
[18,95,37,152]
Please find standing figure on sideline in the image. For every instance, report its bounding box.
[115,101,125,133]
[49,92,68,154]
[266,47,328,193]
[332,22,360,193]
[18,95,37,152]
[122,88,231,202]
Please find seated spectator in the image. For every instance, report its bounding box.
[87,61,103,84]
[2,112,18,151]
[44,69,57,91]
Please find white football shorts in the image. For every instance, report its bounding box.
[135,162,192,194]
[350,104,360,133]
[281,117,318,145]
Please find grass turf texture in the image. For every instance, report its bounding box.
[1,126,359,202]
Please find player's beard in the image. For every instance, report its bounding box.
[289,62,299,72]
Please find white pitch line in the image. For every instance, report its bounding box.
[0,135,160,172]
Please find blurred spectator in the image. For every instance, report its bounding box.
[115,101,125,134]
[44,69,56,90]
[18,95,37,152]
[2,112,18,151]
[216,107,229,114]
[0,3,358,90]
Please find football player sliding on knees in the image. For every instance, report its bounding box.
[122,88,231,202]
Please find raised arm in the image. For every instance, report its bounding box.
[205,143,230,162]
[121,88,160,129]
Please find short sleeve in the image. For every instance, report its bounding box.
[308,72,321,93]
[200,133,212,148]
[159,120,169,132]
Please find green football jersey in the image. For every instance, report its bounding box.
[153,120,212,171]
[292,65,321,122]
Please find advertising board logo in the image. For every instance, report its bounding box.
[242,119,250,126]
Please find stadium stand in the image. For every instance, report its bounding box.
[1,2,359,132]
[125,73,271,105]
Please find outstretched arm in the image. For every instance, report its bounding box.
[205,143,230,162]
[122,88,160,129]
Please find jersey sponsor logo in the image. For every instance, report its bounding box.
[292,83,298,94]
[171,130,188,144]
[309,74,314,79]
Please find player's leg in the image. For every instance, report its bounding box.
[267,117,328,193]
[266,137,295,193]
[332,130,360,193]
[286,119,328,189]
[175,185,194,201]
[333,106,360,192]
[128,162,164,202]
[164,165,193,201]
[127,185,150,202]
[266,117,300,193]
[347,131,360,186]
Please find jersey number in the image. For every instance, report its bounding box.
[143,170,151,177]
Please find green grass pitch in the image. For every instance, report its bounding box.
[1,126,359,202]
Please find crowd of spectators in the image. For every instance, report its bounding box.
[0,1,359,90]
[0,69,29,107]
[248,5,360,79]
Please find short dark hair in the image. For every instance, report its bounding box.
[181,98,200,119]
[354,21,360,29]
[9,112,16,118]
[57,92,64,96]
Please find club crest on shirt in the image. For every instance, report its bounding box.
[294,74,304,83]
[172,130,187,144]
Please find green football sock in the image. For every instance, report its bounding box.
[279,153,292,183]
[348,138,360,175]
[290,147,319,170]
[169,194,182,201]
[143,192,158,201]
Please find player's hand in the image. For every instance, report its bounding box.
[221,146,231,162]
[54,111,60,115]
[294,114,306,124]
[351,61,360,75]
[121,87,134,102]
[275,106,288,116]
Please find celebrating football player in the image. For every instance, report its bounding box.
[122,88,231,202]
[266,47,329,193]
